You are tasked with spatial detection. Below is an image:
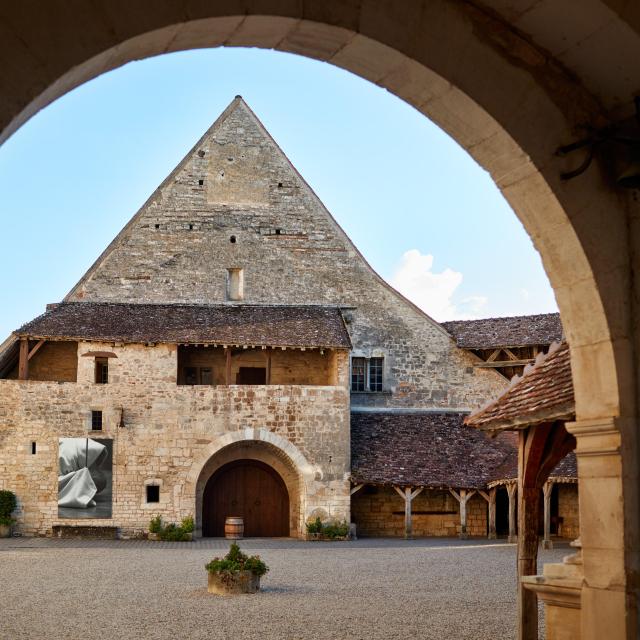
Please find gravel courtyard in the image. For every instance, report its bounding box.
[0,537,567,640]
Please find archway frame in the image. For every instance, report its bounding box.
[1,4,638,639]
[185,427,318,537]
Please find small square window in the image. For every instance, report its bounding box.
[91,410,103,431]
[146,485,160,503]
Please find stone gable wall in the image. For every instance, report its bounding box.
[66,102,506,410]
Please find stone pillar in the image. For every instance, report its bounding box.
[542,481,553,550]
[565,418,629,640]
[507,483,517,543]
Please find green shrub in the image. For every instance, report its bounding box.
[205,542,269,577]
[149,515,163,534]
[0,490,17,526]
[181,516,194,533]
[305,516,349,539]
[149,514,193,541]
[305,517,323,534]
[323,520,349,539]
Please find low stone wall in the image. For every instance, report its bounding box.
[557,483,579,540]
[351,486,488,538]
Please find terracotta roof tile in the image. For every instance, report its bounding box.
[15,302,351,349]
[465,342,574,431]
[442,313,563,349]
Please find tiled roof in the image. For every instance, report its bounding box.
[465,342,574,431]
[442,313,563,349]
[487,445,577,484]
[350,412,517,489]
[15,302,352,349]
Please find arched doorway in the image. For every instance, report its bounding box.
[202,459,290,537]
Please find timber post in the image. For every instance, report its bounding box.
[225,347,231,385]
[506,482,517,543]
[18,338,29,380]
[394,486,423,539]
[450,488,476,539]
[542,481,553,550]
[479,488,497,539]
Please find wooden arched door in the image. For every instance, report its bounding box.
[202,459,290,537]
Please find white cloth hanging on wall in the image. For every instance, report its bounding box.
[58,438,108,509]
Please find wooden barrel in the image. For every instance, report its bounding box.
[224,516,244,539]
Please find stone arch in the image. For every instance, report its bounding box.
[1,4,637,637]
[186,428,317,537]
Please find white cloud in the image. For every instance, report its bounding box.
[389,249,487,321]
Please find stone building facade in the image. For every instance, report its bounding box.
[0,97,574,539]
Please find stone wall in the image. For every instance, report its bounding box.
[557,482,579,540]
[177,345,338,386]
[7,341,78,382]
[64,99,506,411]
[351,486,487,537]
[0,341,351,537]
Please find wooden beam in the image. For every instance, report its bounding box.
[475,359,535,368]
[394,486,422,539]
[225,348,231,386]
[486,348,502,362]
[503,348,520,362]
[479,489,497,539]
[18,339,29,380]
[449,488,476,539]
[517,429,541,640]
[27,339,45,360]
[507,483,517,543]
[542,481,553,550]
[350,483,365,496]
[266,352,272,385]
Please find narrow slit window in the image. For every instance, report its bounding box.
[31,441,36,455]
[91,410,103,431]
[95,358,108,384]
[146,485,160,503]
[226,268,244,301]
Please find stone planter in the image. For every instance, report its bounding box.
[0,523,11,538]
[148,532,159,541]
[207,570,261,595]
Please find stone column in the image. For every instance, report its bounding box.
[566,418,629,640]
[542,481,553,550]
[507,483,517,543]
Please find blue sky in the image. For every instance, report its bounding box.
[0,48,557,338]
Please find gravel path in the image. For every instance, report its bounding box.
[0,538,567,640]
